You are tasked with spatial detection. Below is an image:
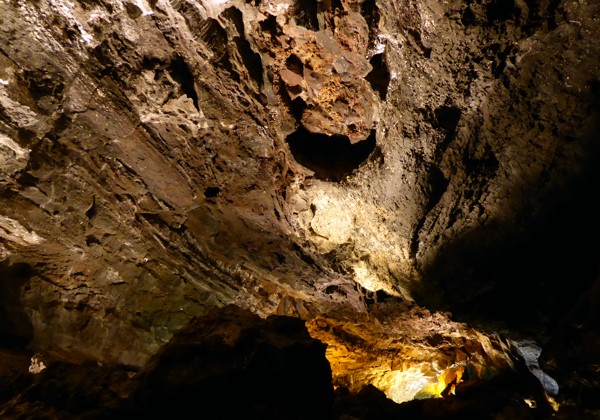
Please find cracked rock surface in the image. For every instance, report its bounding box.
[0,0,599,417]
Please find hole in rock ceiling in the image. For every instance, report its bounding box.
[286,127,376,181]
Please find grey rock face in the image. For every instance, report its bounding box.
[509,339,559,396]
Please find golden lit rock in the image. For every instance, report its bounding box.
[306,303,515,404]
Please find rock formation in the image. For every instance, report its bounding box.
[0,0,599,417]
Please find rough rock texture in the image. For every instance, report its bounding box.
[0,306,335,419]
[1,0,599,417]
[306,301,517,404]
[127,304,335,419]
[0,306,557,419]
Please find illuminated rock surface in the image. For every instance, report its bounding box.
[0,0,599,418]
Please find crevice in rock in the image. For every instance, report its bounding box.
[292,242,316,265]
[234,38,264,88]
[286,127,376,181]
[124,1,143,19]
[259,14,280,39]
[223,7,264,89]
[23,68,64,102]
[406,28,432,59]
[410,163,449,259]
[486,0,517,22]
[223,6,245,37]
[461,6,477,26]
[85,196,96,220]
[463,145,499,179]
[196,18,237,80]
[168,57,199,110]
[85,235,101,246]
[367,145,384,168]
[286,54,304,76]
[294,0,319,31]
[365,53,390,100]
[321,0,343,14]
[289,97,307,121]
[361,0,381,50]
[279,77,307,121]
[425,165,449,213]
[432,105,462,160]
[483,43,513,79]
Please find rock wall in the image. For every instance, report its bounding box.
[1,0,599,377]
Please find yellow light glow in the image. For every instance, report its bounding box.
[305,308,515,409]
[419,365,465,398]
[381,368,431,404]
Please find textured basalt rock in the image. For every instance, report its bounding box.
[0,306,334,419]
[0,306,557,419]
[0,0,599,417]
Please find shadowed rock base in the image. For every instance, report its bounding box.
[0,306,570,420]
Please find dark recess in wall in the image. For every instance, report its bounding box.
[365,53,390,100]
[286,127,376,181]
[294,0,319,31]
[168,57,199,110]
[361,0,381,50]
[223,7,264,89]
[0,263,34,349]
[416,142,600,338]
[286,53,304,76]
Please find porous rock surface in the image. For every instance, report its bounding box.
[0,0,599,416]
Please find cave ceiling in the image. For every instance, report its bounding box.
[0,0,599,415]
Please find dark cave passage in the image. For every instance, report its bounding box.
[286,127,377,181]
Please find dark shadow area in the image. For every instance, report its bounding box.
[365,53,390,100]
[415,138,600,339]
[234,38,264,88]
[259,14,280,38]
[286,127,377,181]
[361,0,381,50]
[0,262,34,349]
[168,56,199,110]
[294,0,319,31]
[410,162,450,258]
[486,0,517,22]
[285,53,304,76]
[196,18,239,82]
[204,186,221,198]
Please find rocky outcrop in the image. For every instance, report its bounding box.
[0,305,335,419]
[0,305,559,419]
